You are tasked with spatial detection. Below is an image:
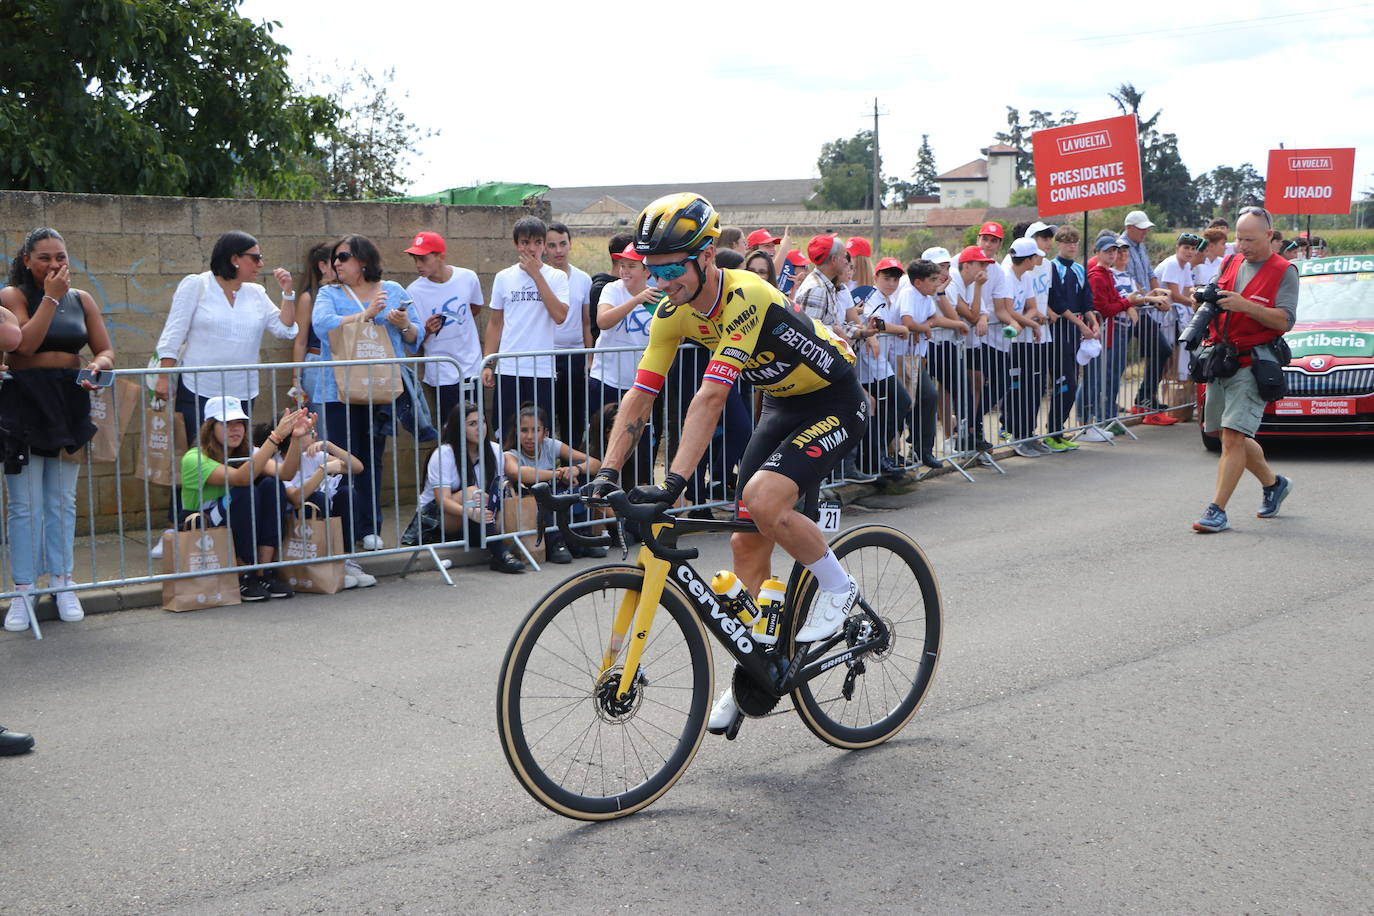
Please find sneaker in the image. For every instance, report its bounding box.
[1192,503,1230,533]
[1257,475,1292,519]
[264,573,294,599]
[0,725,35,756]
[55,589,84,623]
[706,687,741,734]
[360,534,385,551]
[841,457,878,482]
[976,452,994,468]
[1029,439,1054,455]
[1043,436,1078,452]
[1078,426,1113,442]
[149,530,173,560]
[343,573,359,590]
[239,573,270,602]
[998,430,1012,442]
[1141,413,1179,426]
[1106,420,1129,436]
[343,559,377,588]
[4,593,31,632]
[796,575,858,642]
[546,542,573,564]
[1013,442,1041,458]
[489,552,526,574]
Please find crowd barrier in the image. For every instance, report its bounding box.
[1,325,1194,640]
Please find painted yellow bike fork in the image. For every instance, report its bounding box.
[610,531,672,700]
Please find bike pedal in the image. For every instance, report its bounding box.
[724,713,743,741]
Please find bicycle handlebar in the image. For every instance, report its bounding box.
[528,483,612,550]
[528,482,698,562]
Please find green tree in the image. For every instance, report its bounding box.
[886,134,939,207]
[0,0,335,198]
[303,67,437,200]
[1110,83,1195,226]
[1008,186,1038,207]
[812,131,883,210]
[997,107,1078,186]
[1194,163,1265,219]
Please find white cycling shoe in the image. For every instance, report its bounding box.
[796,575,858,642]
[706,687,740,734]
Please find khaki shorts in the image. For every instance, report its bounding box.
[1203,365,1265,437]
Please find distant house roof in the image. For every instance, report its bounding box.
[984,143,1021,155]
[545,179,818,214]
[937,159,988,182]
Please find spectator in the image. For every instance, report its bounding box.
[311,234,425,551]
[971,223,1014,447]
[1192,206,1295,533]
[1308,235,1328,258]
[746,227,790,278]
[778,249,808,297]
[714,249,745,270]
[503,404,601,564]
[743,249,776,285]
[283,418,375,588]
[290,242,335,409]
[180,399,306,602]
[404,230,484,426]
[1270,230,1286,257]
[0,228,113,631]
[1119,210,1171,416]
[794,234,850,336]
[718,226,747,253]
[589,244,658,485]
[848,261,910,478]
[918,247,972,452]
[1001,238,1051,457]
[1044,226,1097,449]
[481,216,569,440]
[846,237,874,289]
[1011,222,1057,449]
[897,258,958,469]
[1143,233,1202,427]
[411,402,525,574]
[544,222,592,447]
[151,230,298,557]
[1196,228,1229,286]
[587,232,635,345]
[947,245,994,459]
[1208,217,1236,256]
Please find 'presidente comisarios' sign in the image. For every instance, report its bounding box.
[1033,115,1143,214]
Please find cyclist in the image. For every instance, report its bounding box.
[584,193,868,733]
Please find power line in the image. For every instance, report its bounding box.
[1065,3,1372,43]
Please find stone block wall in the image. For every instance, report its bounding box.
[0,191,549,534]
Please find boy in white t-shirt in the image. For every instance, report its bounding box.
[544,221,593,447]
[899,258,966,468]
[589,244,659,486]
[848,259,911,479]
[481,216,570,440]
[405,230,485,427]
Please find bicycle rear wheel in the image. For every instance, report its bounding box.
[497,566,712,820]
[786,525,942,749]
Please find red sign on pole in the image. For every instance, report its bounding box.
[1265,148,1355,215]
[1032,115,1143,214]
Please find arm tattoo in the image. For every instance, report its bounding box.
[622,418,646,446]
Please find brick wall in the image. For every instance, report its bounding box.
[0,191,548,533]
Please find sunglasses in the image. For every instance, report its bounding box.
[332,251,353,263]
[645,254,699,281]
[240,252,264,263]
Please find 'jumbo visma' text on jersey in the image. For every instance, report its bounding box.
[632,269,855,398]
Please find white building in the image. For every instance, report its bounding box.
[937,143,1022,208]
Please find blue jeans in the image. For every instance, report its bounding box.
[6,454,79,585]
[1078,320,1132,423]
[319,402,387,544]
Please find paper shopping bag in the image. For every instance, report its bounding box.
[283,504,346,595]
[160,514,241,612]
[65,378,141,465]
[135,395,187,486]
[498,488,543,564]
[329,322,404,405]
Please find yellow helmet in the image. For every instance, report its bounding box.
[634,193,721,256]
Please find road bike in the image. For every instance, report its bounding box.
[496,484,943,820]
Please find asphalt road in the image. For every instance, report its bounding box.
[4,424,1372,915]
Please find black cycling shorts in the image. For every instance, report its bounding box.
[735,375,868,505]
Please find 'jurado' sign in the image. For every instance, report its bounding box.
[1265,148,1356,216]
[1032,115,1143,214]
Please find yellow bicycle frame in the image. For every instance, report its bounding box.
[601,524,674,700]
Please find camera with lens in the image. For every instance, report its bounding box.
[1178,282,1222,351]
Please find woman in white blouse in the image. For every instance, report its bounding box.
[151,231,298,553]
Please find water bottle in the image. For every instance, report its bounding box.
[710,570,756,627]
[752,577,787,646]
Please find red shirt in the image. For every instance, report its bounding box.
[1088,263,1130,346]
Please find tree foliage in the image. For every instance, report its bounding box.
[812,131,884,210]
[1194,163,1266,219]
[997,107,1078,186]
[0,0,336,198]
[1110,83,1194,226]
[888,134,940,207]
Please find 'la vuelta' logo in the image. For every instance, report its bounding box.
[1288,156,1333,171]
[1057,129,1112,156]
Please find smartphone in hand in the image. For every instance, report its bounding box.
[76,368,115,388]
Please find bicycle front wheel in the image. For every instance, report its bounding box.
[497,566,712,820]
[786,525,943,749]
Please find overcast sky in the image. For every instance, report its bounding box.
[239,0,1374,202]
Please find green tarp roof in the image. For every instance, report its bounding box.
[381,182,549,206]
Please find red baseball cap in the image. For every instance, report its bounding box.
[785,249,808,266]
[845,236,873,258]
[874,256,904,273]
[747,228,782,247]
[404,231,446,256]
[807,234,844,265]
[957,245,995,264]
[611,243,644,262]
[977,221,1004,240]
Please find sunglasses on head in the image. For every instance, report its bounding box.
[332,251,353,263]
[645,253,699,281]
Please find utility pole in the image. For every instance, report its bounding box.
[871,97,881,256]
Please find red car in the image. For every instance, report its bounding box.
[1200,254,1374,451]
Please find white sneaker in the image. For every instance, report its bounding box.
[1077,426,1113,442]
[1031,440,1055,456]
[1013,442,1041,458]
[150,530,174,559]
[4,593,31,632]
[796,575,858,642]
[344,560,376,588]
[55,589,84,623]
[706,687,740,733]
[361,534,384,551]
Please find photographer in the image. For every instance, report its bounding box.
[1191,207,1296,533]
